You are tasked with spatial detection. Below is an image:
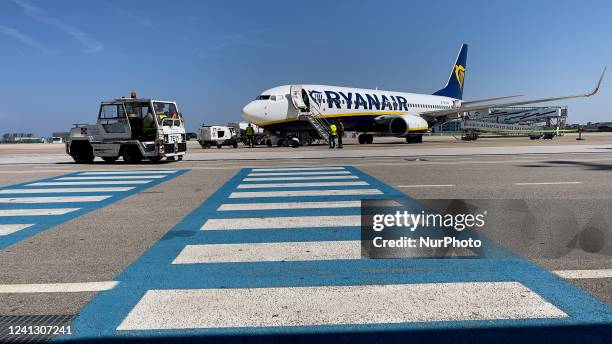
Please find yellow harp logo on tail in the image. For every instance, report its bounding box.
[454,64,465,90]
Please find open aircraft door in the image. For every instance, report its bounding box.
[290,85,310,112]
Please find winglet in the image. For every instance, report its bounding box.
[589,66,606,96]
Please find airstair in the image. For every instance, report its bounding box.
[290,85,330,143]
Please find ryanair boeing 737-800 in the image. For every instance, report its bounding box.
[241,44,605,145]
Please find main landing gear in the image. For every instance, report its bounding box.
[405,135,423,144]
[358,134,374,144]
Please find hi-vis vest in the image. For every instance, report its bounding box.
[245,126,254,136]
[329,124,337,136]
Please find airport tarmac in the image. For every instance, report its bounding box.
[0,134,611,342]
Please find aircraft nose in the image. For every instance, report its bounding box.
[241,101,259,122]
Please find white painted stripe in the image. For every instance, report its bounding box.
[248,171,352,177]
[0,195,111,204]
[553,269,612,279]
[57,175,166,180]
[173,241,360,264]
[243,175,359,181]
[514,182,582,186]
[79,171,177,175]
[229,189,383,198]
[251,167,345,172]
[117,282,567,330]
[237,181,369,189]
[0,281,118,293]
[201,215,360,230]
[0,224,34,236]
[0,187,133,194]
[218,200,362,211]
[28,180,152,186]
[398,184,456,188]
[0,208,80,216]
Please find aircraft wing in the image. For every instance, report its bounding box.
[461,95,524,105]
[420,67,606,121]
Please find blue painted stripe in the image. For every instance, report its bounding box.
[0,169,189,249]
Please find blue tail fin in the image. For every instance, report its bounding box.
[433,44,468,100]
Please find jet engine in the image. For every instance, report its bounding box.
[388,114,429,137]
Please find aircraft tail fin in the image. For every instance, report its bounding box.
[433,44,468,100]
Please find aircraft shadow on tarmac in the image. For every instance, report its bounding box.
[519,160,612,171]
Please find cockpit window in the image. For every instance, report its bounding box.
[256,95,271,100]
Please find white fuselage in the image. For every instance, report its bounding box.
[242,84,459,132]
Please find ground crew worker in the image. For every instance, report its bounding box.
[329,123,337,148]
[337,119,344,149]
[245,123,255,148]
[157,113,168,127]
[142,111,156,140]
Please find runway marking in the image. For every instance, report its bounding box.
[0,169,187,250]
[173,241,361,264]
[243,175,359,181]
[27,180,153,186]
[0,224,34,236]
[201,215,361,230]
[248,171,352,177]
[229,188,383,198]
[0,195,111,204]
[0,208,80,216]
[251,167,346,172]
[0,187,134,194]
[514,182,582,186]
[0,281,118,293]
[79,171,178,175]
[397,184,456,188]
[236,181,369,189]
[553,269,612,279]
[116,282,566,330]
[218,200,363,211]
[56,175,167,180]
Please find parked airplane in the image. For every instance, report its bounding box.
[242,44,605,145]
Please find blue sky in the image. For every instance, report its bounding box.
[1,0,610,136]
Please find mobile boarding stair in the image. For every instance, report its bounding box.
[291,85,330,144]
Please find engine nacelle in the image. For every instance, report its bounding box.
[388,114,429,137]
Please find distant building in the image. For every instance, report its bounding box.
[567,122,612,131]
[1,133,45,143]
